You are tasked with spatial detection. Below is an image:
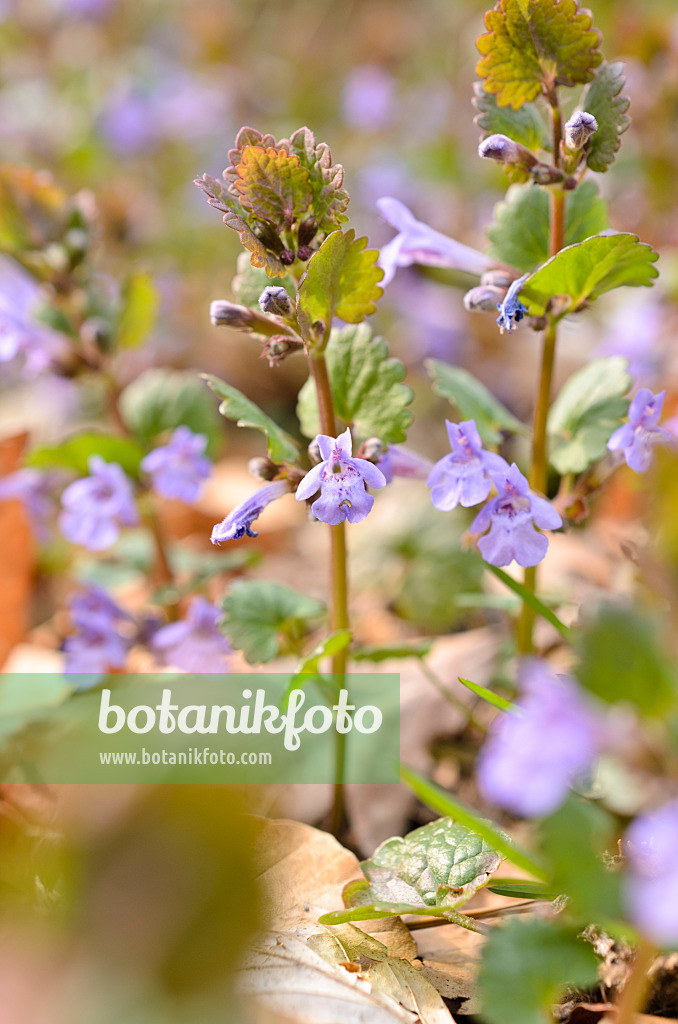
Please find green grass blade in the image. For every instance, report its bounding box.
[486,565,572,641]
[458,677,517,712]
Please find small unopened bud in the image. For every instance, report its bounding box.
[210,300,256,328]
[564,111,598,150]
[481,270,516,289]
[358,437,387,463]
[248,456,280,481]
[530,163,565,185]
[298,218,317,247]
[464,284,507,313]
[260,334,303,366]
[280,249,296,265]
[297,245,314,261]
[308,439,322,465]
[478,134,537,168]
[258,285,293,317]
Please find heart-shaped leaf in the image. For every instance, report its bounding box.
[583,61,631,172]
[476,0,602,110]
[221,580,325,663]
[234,145,313,230]
[297,229,383,338]
[473,83,550,151]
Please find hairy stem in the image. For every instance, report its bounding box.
[615,938,656,1024]
[308,349,350,834]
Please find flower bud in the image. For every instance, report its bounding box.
[463,285,506,313]
[209,300,257,328]
[258,285,294,317]
[358,437,387,463]
[248,456,280,481]
[564,111,598,150]
[478,134,537,168]
[307,439,322,465]
[481,270,516,289]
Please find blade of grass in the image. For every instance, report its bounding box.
[486,564,572,641]
[458,677,517,713]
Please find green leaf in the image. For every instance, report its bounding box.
[583,61,631,173]
[478,917,600,1024]
[426,359,527,446]
[547,356,631,473]
[476,0,602,110]
[27,433,145,478]
[485,565,572,640]
[458,677,516,713]
[359,817,505,910]
[576,605,677,716]
[318,901,474,927]
[203,373,299,463]
[119,368,223,456]
[220,580,325,664]
[117,271,158,349]
[486,182,609,273]
[297,324,413,444]
[280,125,350,233]
[473,83,550,151]
[295,630,352,675]
[400,765,547,881]
[296,229,383,337]
[231,251,294,308]
[487,879,557,900]
[233,145,313,230]
[353,642,433,663]
[539,797,622,924]
[522,234,659,316]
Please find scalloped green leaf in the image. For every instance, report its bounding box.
[521,233,659,315]
[426,359,527,446]
[203,373,299,463]
[26,433,144,478]
[486,181,609,273]
[473,83,550,151]
[297,324,413,443]
[119,368,222,456]
[233,145,313,230]
[583,61,631,172]
[282,126,350,232]
[297,229,383,337]
[221,580,325,664]
[359,817,505,911]
[547,356,631,474]
[476,0,602,110]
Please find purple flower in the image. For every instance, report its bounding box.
[342,65,395,130]
[477,660,602,818]
[211,479,290,545]
[64,584,132,686]
[295,428,387,525]
[376,197,495,287]
[0,468,60,542]
[0,256,65,375]
[470,463,562,568]
[625,798,678,946]
[151,596,232,673]
[607,388,673,472]
[59,456,139,551]
[378,444,434,485]
[496,274,528,333]
[141,426,212,503]
[427,419,510,511]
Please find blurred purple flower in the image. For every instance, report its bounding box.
[211,479,290,545]
[477,660,602,818]
[625,797,678,946]
[427,419,509,511]
[471,463,562,568]
[342,65,395,130]
[376,197,495,287]
[595,296,664,383]
[378,445,434,485]
[100,90,156,155]
[59,456,139,551]
[53,0,115,16]
[152,596,232,673]
[296,428,386,525]
[141,426,212,503]
[0,468,60,542]
[607,388,673,473]
[64,584,132,686]
[0,256,65,375]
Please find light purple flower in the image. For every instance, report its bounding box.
[64,584,132,686]
[470,463,562,568]
[376,197,495,287]
[141,426,212,503]
[0,468,60,542]
[0,256,65,375]
[607,388,673,472]
[625,798,678,947]
[378,444,434,485]
[342,65,395,130]
[427,419,510,511]
[496,273,528,333]
[211,479,290,545]
[295,428,386,525]
[151,596,232,673]
[59,456,139,551]
[477,660,602,818]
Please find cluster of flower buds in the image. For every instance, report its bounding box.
[210,286,305,366]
